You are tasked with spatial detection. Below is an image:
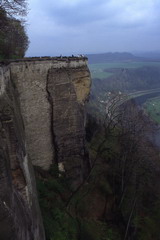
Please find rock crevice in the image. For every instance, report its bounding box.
[46,69,59,164]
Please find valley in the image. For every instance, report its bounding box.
[88,54,160,125]
[89,61,160,80]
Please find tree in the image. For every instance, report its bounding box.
[0,0,29,59]
[87,92,160,239]
[0,6,8,30]
[0,0,27,17]
[101,94,160,239]
[0,16,29,58]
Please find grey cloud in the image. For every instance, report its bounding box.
[26,0,160,56]
[46,0,159,26]
[41,0,112,26]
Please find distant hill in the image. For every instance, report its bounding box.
[134,52,160,60]
[87,52,145,64]
[92,65,160,93]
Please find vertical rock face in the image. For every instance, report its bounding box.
[47,66,91,188]
[10,57,91,189]
[10,61,54,170]
[0,57,91,239]
[0,66,45,240]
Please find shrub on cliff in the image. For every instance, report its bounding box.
[0,9,29,59]
[0,0,29,59]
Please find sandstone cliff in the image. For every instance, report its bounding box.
[10,57,91,188]
[0,65,45,240]
[0,57,91,239]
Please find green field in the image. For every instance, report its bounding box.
[144,96,160,124]
[89,61,160,79]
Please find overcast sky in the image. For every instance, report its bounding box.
[26,0,160,56]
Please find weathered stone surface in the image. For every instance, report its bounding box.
[71,67,91,104]
[0,66,45,240]
[10,57,91,173]
[10,57,91,188]
[47,66,91,188]
[10,62,54,170]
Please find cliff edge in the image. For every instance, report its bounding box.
[0,57,91,239]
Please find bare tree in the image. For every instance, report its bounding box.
[90,93,159,239]
[104,96,159,239]
[0,0,27,17]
